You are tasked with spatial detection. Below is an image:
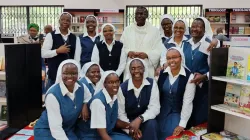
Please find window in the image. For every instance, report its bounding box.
[0,6,63,36]
[167,6,202,27]
[29,6,63,32]
[126,5,202,28]
[0,6,27,36]
[126,6,165,28]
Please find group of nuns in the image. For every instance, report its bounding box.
[35,8,219,140]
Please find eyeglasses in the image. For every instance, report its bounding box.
[174,27,185,30]
[106,80,120,85]
[166,56,181,61]
[62,73,78,76]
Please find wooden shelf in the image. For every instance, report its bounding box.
[212,76,250,86]
[230,22,250,25]
[229,34,250,36]
[211,104,250,120]
[210,22,228,25]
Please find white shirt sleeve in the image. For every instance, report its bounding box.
[160,49,167,67]
[141,80,160,122]
[179,74,196,128]
[45,94,69,140]
[74,37,81,64]
[83,84,92,103]
[117,89,130,134]
[116,48,127,76]
[90,99,106,128]
[41,33,58,58]
[91,44,104,72]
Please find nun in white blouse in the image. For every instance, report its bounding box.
[91,23,126,82]
[117,58,160,140]
[34,59,92,140]
[79,62,101,96]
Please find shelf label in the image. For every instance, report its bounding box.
[100,9,119,13]
[233,8,250,12]
[231,37,250,42]
[208,9,226,12]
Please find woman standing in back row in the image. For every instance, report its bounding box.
[75,15,101,67]
[91,23,126,82]
[42,12,81,90]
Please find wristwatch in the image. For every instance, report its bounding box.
[138,115,144,122]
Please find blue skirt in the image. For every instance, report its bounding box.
[158,113,180,140]
[34,128,78,140]
[79,132,132,140]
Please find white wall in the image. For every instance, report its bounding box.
[1,0,249,9]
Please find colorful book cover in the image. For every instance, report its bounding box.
[224,83,241,107]
[247,55,250,81]
[202,133,223,140]
[239,86,250,115]
[166,131,197,140]
[226,48,247,80]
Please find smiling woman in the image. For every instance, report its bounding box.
[91,23,127,82]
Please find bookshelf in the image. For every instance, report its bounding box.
[64,9,124,40]
[204,9,229,37]
[229,9,250,36]
[208,47,250,139]
[205,8,250,38]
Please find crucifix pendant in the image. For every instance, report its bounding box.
[138,104,140,108]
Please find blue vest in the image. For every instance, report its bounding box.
[79,77,95,96]
[47,31,76,80]
[163,35,191,49]
[78,91,118,137]
[183,38,210,74]
[157,68,191,118]
[97,41,123,71]
[34,81,84,137]
[79,35,100,67]
[120,78,153,121]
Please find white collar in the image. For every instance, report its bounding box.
[102,39,115,46]
[102,88,117,104]
[188,35,206,45]
[85,77,93,84]
[164,66,186,77]
[55,27,71,36]
[161,34,172,39]
[168,35,188,44]
[83,32,99,38]
[59,81,80,96]
[127,78,151,91]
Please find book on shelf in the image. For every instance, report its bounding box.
[224,83,241,108]
[202,130,249,140]
[226,47,249,80]
[239,86,250,116]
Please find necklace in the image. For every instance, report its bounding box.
[191,44,201,60]
[169,84,173,94]
[137,93,142,108]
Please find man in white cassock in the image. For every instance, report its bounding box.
[120,6,165,80]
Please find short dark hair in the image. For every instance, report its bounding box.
[136,6,149,18]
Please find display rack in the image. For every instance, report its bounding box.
[208,47,250,139]
[205,8,250,39]
[229,8,250,37]
[205,9,229,37]
[64,9,124,40]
